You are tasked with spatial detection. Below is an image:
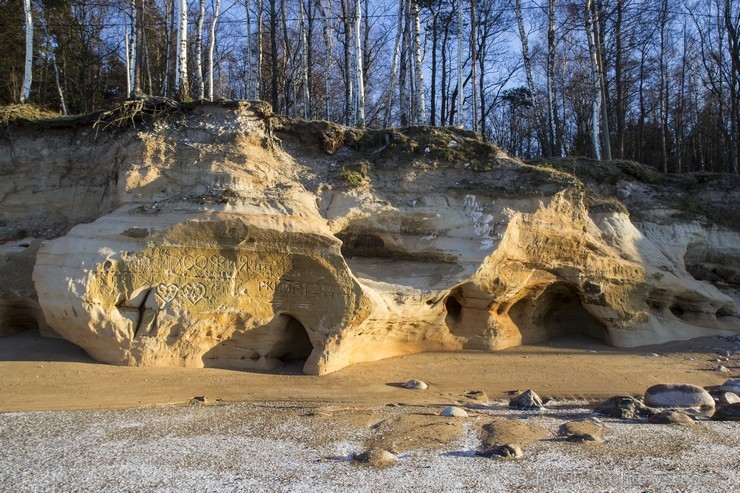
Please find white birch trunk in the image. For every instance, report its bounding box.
[354,0,365,126]
[52,52,67,114]
[300,0,310,119]
[207,0,221,101]
[246,0,252,99]
[176,0,189,99]
[256,0,262,99]
[456,0,463,128]
[21,0,33,103]
[585,0,601,160]
[411,0,425,124]
[195,0,205,99]
[384,0,404,127]
[128,0,137,98]
[124,13,131,98]
[317,0,333,120]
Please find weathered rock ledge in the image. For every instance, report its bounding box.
[1,101,738,374]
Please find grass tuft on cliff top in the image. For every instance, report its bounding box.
[0,104,62,124]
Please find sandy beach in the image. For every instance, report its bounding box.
[1,331,738,491]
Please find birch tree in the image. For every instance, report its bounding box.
[175,0,189,99]
[585,0,602,160]
[125,0,138,98]
[256,0,263,100]
[410,0,425,123]
[207,0,221,101]
[317,0,333,120]
[300,0,310,118]
[245,0,253,98]
[195,0,206,99]
[353,0,365,126]
[546,0,560,156]
[384,0,403,126]
[20,0,33,103]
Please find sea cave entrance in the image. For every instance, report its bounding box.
[203,313,314,371]
[508,283,608,345]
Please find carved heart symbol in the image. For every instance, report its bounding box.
[182,283,206,305]
[156,283,179,303]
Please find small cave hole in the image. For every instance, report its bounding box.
[669,304,686,318]
[509,283,608,344]
[276,316,314,362]
[445,296,463,323]
[337,232,387,258]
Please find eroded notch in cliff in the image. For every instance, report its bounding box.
[509,283,607,344]
[202,314,314,371]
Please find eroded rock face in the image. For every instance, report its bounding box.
[2,102,737,374]
[34,211,369,374]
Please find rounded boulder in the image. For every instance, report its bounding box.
[644,384,715,410]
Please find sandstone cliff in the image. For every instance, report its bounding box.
[1,101,738,374]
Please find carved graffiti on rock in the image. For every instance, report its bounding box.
[92,245,345,314]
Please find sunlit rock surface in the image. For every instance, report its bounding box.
[0,101,736,374]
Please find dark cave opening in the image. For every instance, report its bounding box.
[509,283,608,344]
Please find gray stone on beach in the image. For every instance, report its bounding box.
[644,384,715,410]
[402,379,428,390]
[719,380,740,394]
[509,389,544,410]
[476,444,523,459]
[440,406,468,418]
[711,403,740,421]
[594,396,656,419]
[718,392,739,406]
[352,449,398,467]
[648,410,695,426]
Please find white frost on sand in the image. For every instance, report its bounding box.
[1,402,738,492]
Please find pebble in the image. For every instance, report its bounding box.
[402,379,428,390]
[558,421,605,443]
[352,449,398,467]
[189,396,209,406]
[648,410,696,426]
[715,365,730,373]
[594,396,656,419]
[644,353,660,357]
[475,444,523,459]
[509,389,544,410]
[718,392,739,406]
[720,379,740,394]
[440,406,468,418]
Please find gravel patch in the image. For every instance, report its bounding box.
[1,401,738,492]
